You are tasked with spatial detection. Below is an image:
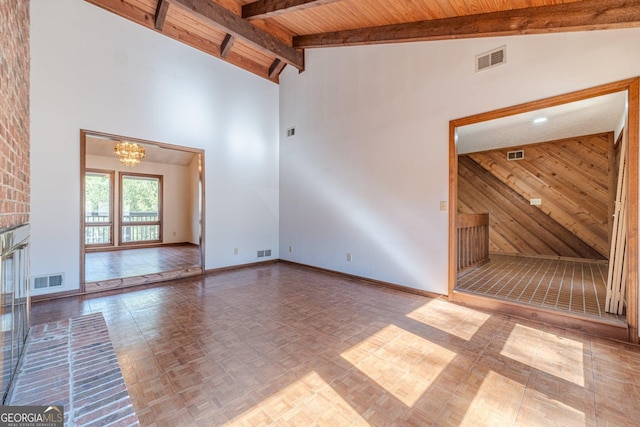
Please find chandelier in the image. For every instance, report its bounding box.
[114,141,145,166]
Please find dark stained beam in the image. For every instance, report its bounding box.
[294,0,640,48]
[167,0,304,70]
[220,33,235,58]
[268,58,286,78]
[154,0,170,31]
[84,0,277,82]
[243,0,340,20]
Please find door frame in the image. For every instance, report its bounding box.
[448,78,639,343]
[80,129,206,291]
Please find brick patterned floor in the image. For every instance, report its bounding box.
[8,313,139,426]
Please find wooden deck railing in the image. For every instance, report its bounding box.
[457,213,490,273]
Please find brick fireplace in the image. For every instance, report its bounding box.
[0,0,31,403]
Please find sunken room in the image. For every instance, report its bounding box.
[453,90,630,335]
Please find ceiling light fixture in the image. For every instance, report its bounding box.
[533,117,548,124]
[114,141,145,166]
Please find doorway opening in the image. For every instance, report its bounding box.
[448,79,639,343]
[80,130,205,292]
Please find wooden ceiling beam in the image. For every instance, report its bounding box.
[268,58,286,78]
[220,33,235,58]
[294,0,640,48]
[154,0,170,31]
[84,0,277,82]
[167,0,304,70]
[243,0,341,21]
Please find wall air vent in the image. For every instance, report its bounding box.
[257,249,272,258]
[507,150,524,161]
[476,46,506,72]
[32,273,64,290]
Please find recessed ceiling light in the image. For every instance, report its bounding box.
[533,117,547,124]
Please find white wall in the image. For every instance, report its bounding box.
[30,0,279,295]
[85,154,196,245]
[279,28,640,300]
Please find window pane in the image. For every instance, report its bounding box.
[85,226,111,245]
[121,225,160,243]
[122,176,159,223]
[85,173,111,222]
[85,171,112,246]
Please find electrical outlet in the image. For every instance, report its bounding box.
[347,253,352,262]
[234,248,238,255]
[288,246,292,253]
[530,198,542,206]
[440,201,447,211]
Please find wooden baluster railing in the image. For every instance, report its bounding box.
[457,213,490,273]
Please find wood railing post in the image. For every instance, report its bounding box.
[457,213,490,273]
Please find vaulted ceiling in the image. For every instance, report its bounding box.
[85,0,640,83]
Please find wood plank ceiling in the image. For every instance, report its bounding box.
[85,0,640,83]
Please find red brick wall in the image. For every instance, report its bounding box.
[0,0,30,229]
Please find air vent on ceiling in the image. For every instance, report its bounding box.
[476,46,506,72]
[32,273,64,290]
[507,150,524,161]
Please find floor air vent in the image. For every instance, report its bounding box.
[507,150,524,161]
[32,273,64,290]
[476,46,506,72]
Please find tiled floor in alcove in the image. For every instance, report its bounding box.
[457,255,625,322]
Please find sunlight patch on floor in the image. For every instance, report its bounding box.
[459,370,525,426]
[407,299,490,340]
[341,324,456,407]
[501,324,585,386]
[224,371,368,426]
[517,389,587,426]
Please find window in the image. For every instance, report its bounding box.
[120,173,162,244]
[85,170,114,246]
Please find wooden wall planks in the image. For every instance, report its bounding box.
[459,132,612,260]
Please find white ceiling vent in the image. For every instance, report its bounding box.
[476,46,506,72]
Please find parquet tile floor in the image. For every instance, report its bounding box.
[31,263,640,426]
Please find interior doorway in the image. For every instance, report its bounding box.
[80,130,205,292]
[448,79,639,343]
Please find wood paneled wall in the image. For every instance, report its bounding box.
[458,132,613,260]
